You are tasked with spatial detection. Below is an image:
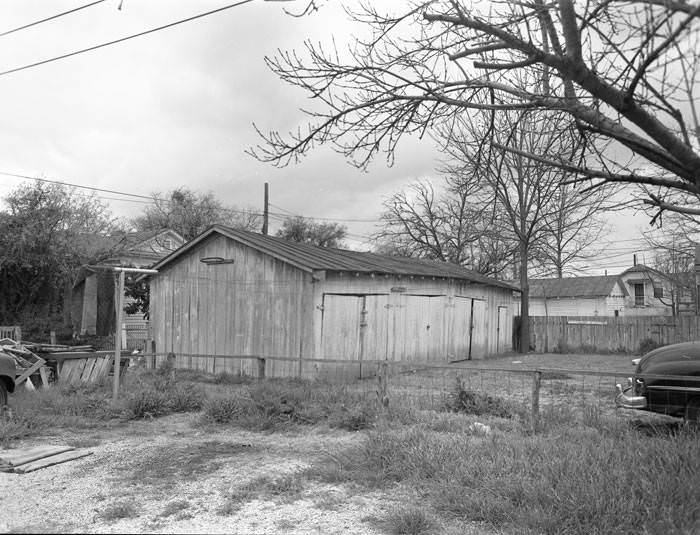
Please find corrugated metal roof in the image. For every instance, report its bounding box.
[529,275,627,298]
[150,225,519,291]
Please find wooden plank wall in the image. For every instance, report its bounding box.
[150,234,312,378]
[527,315,700,353]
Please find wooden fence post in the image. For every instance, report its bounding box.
[257,357,266,381]
[50,331,56,345]
[531,371,542,432]
[377,362,389,409]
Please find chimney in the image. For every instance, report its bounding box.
[633,254,637,266]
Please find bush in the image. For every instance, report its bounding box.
[445,379,513,418]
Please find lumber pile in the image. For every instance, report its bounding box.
[0,338,50,389]
[0,445,93,474]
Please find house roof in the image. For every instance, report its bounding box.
[529,275,628,298]
[148,225,519,291]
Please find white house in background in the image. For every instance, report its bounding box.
[617,264,677,316]
[527,275,628,316]
[524,264,678,317]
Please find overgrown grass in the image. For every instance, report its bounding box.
[306,413,700,535]
[0,367,208,444]
[201,379,378,431]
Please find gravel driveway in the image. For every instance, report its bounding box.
[0,414,389,534]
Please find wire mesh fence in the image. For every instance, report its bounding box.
[132,351,696,428]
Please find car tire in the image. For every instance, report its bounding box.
[0,381,7,407]
[685,397,700,424]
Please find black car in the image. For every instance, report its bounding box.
[615,341,700,422]
[0,351,16,406]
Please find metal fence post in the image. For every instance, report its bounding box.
[531,370,542,432]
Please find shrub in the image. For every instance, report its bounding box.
[445,378,513,418]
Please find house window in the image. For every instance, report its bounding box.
[653,286,664,299]
[634,284,645,306]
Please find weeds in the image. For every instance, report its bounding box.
[386,506,436,535]
[98,500,138,522]
[307,422,700,535]
[202,380,378,431]
[445,378,514,418]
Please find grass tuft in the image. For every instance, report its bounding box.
[98,500,138,522]
[386,505,436,535]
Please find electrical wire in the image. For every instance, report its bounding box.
[0,0,108,38]
[0,0,256,77]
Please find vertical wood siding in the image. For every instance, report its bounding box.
[151,234,310,377]
[528,315,700,353]
[151,235,516,380]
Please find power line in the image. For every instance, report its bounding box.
[0,0,256,78]
[0,0,109,38]
[0,170,153,200]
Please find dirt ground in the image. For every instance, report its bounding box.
[0,414,399,534]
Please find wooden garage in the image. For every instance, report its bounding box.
[147,225,518,378]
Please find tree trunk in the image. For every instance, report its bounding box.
[519,242,530,353]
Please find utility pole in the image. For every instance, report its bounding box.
[262,182,269,235]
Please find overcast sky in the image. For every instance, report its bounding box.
[0,0,656,274]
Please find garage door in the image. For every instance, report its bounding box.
[320,294,389,378]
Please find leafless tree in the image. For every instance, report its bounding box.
[276,215,347,247]
[374,179,515,277]
[132,187,261,241]
[440,107,611,350]
[534,183,607,278]
[252,1,700,218]
[644,213,700,313]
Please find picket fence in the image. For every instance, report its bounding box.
[526,315,700,354]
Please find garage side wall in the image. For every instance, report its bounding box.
[150,234,313,377]
[311,273,514,371]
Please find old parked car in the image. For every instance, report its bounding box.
[615,341,700,422]
[0,351,16,406]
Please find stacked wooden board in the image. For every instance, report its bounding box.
[0,445,93,474]
[0,338,49,389]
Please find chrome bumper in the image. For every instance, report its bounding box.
[615,379,647,410]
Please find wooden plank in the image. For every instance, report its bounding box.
[14,357,45,386]
[0,445,74,467]
[14,450,93,473]
[79,357,97,382]
[39,366,49,387]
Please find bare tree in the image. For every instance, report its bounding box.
[276,216,347,247]
[644,213,700,313]
[132,187,261,241]
[534,184,607,278]
[252,1,700,217]
[375,179,515,277]
[441,108,605,351]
